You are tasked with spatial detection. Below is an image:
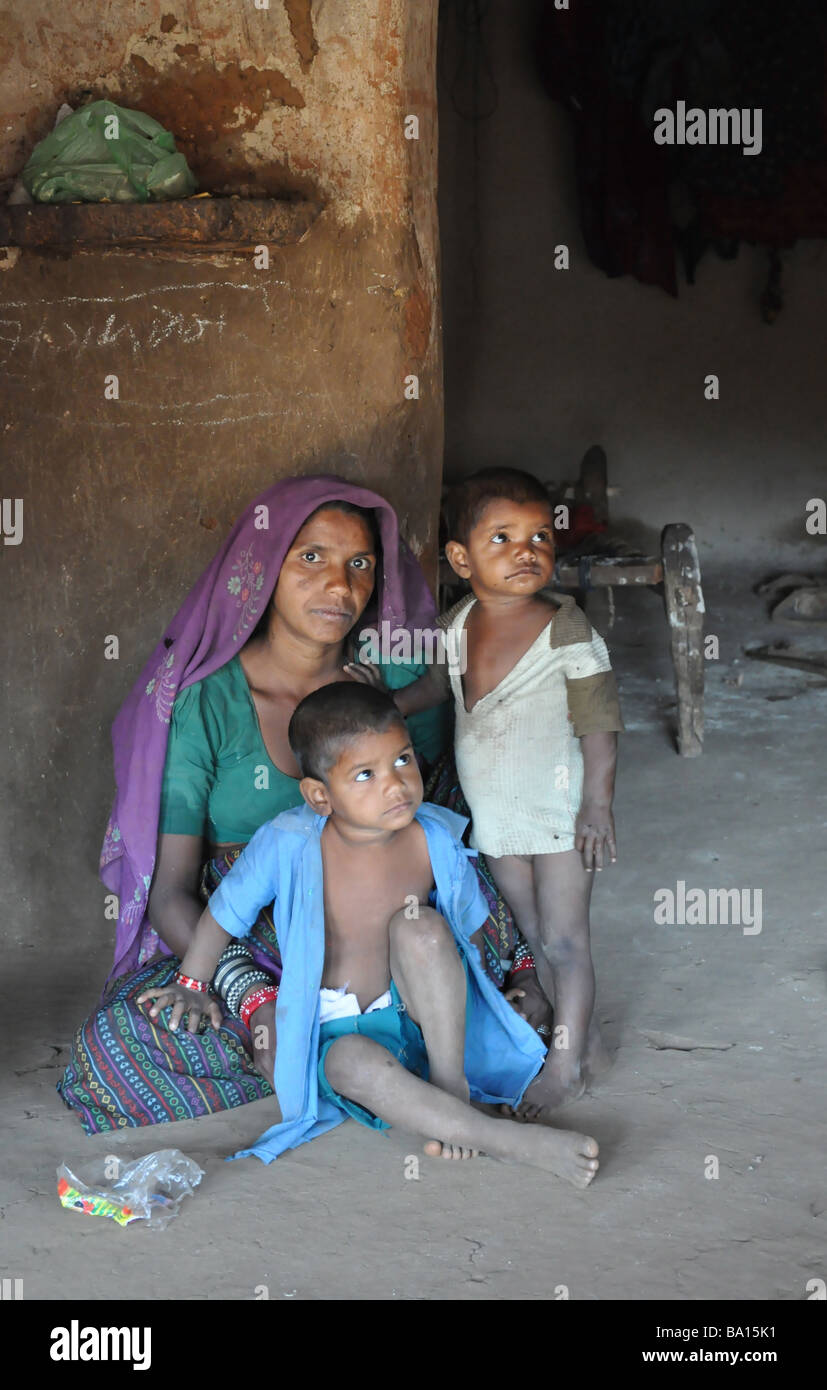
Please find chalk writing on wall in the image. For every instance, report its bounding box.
[0,279,303,368]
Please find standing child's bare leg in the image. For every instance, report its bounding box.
[483,853,557,1007]
[523,849,595,1114]
[322,1034,599,1187]
[487,849,599,1115]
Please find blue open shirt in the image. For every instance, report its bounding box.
[208,800,546,1162]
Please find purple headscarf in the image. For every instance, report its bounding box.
[100,474,437,978]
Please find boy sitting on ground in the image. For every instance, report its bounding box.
[138,682,599,1186]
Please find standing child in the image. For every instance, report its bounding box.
[138,682,600,1185]
[389,468,624,1119]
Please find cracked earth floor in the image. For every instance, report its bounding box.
[2,566,825,1300]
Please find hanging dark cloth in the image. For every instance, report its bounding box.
[536,0,827,296]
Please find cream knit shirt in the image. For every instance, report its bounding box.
[442,592,621,857]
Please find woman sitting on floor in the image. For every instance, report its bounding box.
[58,474,546,1134]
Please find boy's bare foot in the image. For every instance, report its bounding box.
[425,1073,477,1157]
[424,1127,599,1185]
[522,1127,598,1187]
[324,1034,599,1185]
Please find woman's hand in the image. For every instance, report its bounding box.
[504,970,553,1040]
[243,993,277,1088]
[342,659,388,692]
[137,981,223,1034]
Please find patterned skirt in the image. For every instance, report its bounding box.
[57,755,524,1135]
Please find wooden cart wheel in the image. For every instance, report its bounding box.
[661,523,704,756]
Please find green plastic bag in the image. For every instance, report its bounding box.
[22,100,198,204]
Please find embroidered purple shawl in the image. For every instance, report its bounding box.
[100,474,437,978]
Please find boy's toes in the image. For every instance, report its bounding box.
[423,1139,479,1160]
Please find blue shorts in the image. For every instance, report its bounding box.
[317,980,431,1130]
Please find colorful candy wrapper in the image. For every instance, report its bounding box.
[57,1176,138,1226]
[56,1149,204,1229]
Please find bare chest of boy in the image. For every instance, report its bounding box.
[320,821,434,1008]
[462,603,555,710]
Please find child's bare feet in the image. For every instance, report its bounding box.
[324,1034,600,1186]
[423,1138,479,1159]
[516,1055,586,1121]
[525,1127,599,1187]
[424,1126,599,1185]
[425,1072,477,1157]
[502,1021,612,1123]
[583,1017,613,1084]
[422,1060,599,1183]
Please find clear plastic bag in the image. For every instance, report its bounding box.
[23,100,198,204]
[57,1149,204,1229]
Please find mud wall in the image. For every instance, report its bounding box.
[0,0,442,958]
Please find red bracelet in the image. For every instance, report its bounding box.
[240,985,279,1030]
[510,954,536,975]
[174,969,212,994]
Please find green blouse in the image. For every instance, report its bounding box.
[159,653,449,845]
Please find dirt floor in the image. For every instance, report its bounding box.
[3,568,825,1301]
